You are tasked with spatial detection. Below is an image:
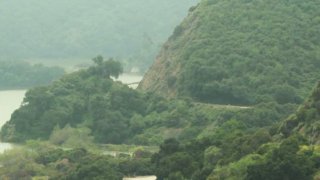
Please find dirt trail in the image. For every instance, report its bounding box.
[193,102,252,110]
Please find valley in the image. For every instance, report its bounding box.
[0,0,319,179]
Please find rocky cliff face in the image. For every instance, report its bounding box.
[138,4,201,98]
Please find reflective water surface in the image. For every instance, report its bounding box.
[0,90,26,153]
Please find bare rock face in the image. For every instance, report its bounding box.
[138,5,200,98]
[138,42,176,97]
[138,42,181,98]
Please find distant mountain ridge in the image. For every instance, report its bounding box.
[0,61,64,89]
[0,0,198,70]
[139,0,320,105]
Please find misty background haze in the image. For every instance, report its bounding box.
[0,0,198,71]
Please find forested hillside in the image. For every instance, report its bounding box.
[1,57,212,144]
[1,57,295,145]
[2,76,320,179]
[0,61,64,89]
[150,82,320,179]
[0,0,198,71]
[139,0,320,105]
[1,0,320,179]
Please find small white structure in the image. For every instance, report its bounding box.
[123,176,157,180]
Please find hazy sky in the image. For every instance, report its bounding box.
[0,0,199,61]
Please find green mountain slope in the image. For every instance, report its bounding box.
[139,0,320,105]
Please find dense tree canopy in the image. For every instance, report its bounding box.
[1,57,139,143]
[247,136,317,180]
[150,82,320,180]
[0,147,124,179]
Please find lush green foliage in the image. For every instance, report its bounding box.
[152,133,320,180]
[0,57,205,144]
[246,136,319,180]
[151,82,320,180]
[1,57,135,143]
[0,61,64,89]
[0,0,198,71]
[137,0,320,177]
[0,147,120,179]
[0,141,156,179]
[151,123,272,180]
[49,125,96,149]
[141,0,320,105]
[280,82,320,144]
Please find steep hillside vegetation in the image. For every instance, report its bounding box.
[139,0,320,105]
[280,82,320,144]
[0,0,198,71]
[151,82,320,180]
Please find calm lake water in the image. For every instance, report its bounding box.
[114,73,143,89]
[0,90,26,129]
[0,90,26,153]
